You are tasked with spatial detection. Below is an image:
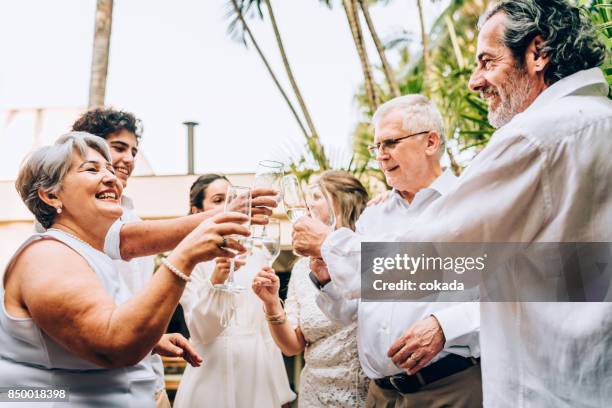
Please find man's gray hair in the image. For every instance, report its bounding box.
[16,132,112,229]
[371,94,446,157]
[479,0,606,85]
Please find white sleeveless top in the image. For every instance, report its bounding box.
[0,229,156,407]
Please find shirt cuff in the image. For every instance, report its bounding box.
[104,218,125,260]
[431,303,480,347]
[321,227,359,259]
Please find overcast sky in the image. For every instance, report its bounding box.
[0,0,448,178]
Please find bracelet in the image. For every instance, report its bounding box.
[268,313,286,325]
[161,257,191,282]
[264,299,286,324]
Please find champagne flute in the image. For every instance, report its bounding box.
[306,180,337,231]
[216,185,252,293]
[253,160,284,204]
[282,174,309,224]
[257,218,281,268]
[282,174,309,256]
[252,160,284,238]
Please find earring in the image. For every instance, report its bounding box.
[56,206,62,214]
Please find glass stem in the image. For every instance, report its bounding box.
[227,259,236,286]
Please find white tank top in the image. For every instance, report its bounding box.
[0,229,156,407]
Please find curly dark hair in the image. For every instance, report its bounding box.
[72,108,143,140]
[480,0,607,85]
[189,173,230,213]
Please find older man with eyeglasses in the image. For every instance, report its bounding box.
[295,0,612,406]
[294,94,482,407]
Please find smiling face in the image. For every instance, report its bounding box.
[373,109,440,197]
[106,129,139,188]
[54,147,124,229]
[468,12,544,128]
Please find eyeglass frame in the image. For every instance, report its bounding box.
[367,130,431,156]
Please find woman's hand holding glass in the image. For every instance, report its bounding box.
[252,267,281,308]
[210,257,247,286]
[172,212,251,268]
[250,187,280,226]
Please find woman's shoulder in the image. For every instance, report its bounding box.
[11,236,83,267]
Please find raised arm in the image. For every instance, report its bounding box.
[113,188,278,261]
[252,266,306,356]
[8,213,249,369]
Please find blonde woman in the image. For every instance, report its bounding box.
[253,171,370,407]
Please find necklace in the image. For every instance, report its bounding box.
[47,228,96,250]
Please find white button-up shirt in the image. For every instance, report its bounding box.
[323,68,612,406]
[317,170,480,379]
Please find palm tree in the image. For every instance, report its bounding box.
[358,0,401,97]
[342,0,380,113]
[415,0,431,96]
[88,0,114,108]
[227,0,329,169]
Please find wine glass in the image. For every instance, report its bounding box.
[252,160,284,238]
[306,180,336,231]
[253,160,284,203]
[256,218,281,267]
[216,185,252,293]
[282,174,309,224]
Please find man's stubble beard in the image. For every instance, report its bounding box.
[486,64,537,129]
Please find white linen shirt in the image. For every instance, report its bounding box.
[322,68,612,407]
[318,170,480,379]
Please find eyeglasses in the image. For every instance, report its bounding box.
[367,130,430,156]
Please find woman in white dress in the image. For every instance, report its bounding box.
[173,174,296,408]
[253,171,370,407]
[1,133,248,407]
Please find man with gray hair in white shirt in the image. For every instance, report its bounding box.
[296,94,482,407]
[294,0,611,406]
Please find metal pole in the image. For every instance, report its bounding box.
[183,121,199,175]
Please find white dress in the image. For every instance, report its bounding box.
[285,258,368,407]
[0,230,157,407]
[173,250,296,408]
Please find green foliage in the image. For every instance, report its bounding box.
[579,0,612,94]
[284,0,612,187]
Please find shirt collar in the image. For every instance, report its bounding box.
[386,169,458,209]
[522,68,608,114]
[121,195,134,210]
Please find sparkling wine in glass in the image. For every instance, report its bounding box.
[282,174,309,225]
[257,218,281,267]
[216,185,252,293]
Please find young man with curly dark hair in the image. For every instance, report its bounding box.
[72,108,142,188]
[71,108,199,408]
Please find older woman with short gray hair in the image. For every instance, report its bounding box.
[1,132,250,407]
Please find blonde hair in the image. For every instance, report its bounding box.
[318,170,369,231]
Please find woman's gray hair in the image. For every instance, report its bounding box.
[16,132,112,229]
[479,0,606,85]
[371,94,446,157]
